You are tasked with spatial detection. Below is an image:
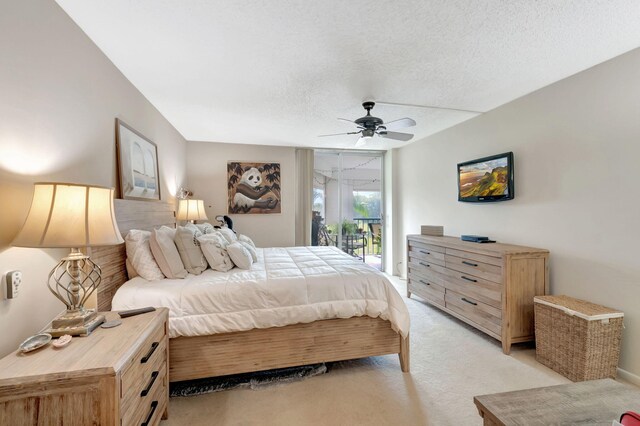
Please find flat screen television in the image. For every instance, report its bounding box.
[457,152,514,202]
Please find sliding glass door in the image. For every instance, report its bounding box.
[312,151,383,271]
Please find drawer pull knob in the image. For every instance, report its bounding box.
[461,275,478,283]
[141,342,159,364]
[462,260,478,267]
[419,280,430,286]
[141,371,159,397]
[419,262,430,268]
[420,250,431,255]
[141,400,158,426]
[461,297,478,306]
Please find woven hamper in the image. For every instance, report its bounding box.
[534,295,623,382]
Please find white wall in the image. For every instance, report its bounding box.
[394,48,640,377]
[0,0,187,357]
[186,141,296,247]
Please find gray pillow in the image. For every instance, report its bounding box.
[227,242,253,270]
[174,225,207,275]
[150,226,188,279]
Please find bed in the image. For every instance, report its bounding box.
[92,199,410,382]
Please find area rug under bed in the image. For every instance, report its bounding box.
[170,363,327,397]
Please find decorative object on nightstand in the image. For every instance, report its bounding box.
[12,182,124,337]
[534,295,624,381]
[0,309,169,425]
[176,198,209,223]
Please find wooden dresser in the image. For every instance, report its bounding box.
[0,308,169,426]
[406,235,548,354]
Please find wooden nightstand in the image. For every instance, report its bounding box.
[0,308,169,426]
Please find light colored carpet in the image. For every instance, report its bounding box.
[162,276,571,425]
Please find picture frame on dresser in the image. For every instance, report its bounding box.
[116,118,161,201]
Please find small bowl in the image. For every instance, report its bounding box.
[19,333,52,353]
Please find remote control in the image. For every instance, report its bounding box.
[118,307,156,318]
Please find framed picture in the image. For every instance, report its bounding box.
[115,119,161,201]
[227,162,281,214]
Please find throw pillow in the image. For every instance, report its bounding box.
[125,258,139,279]
[198,233,235,272]
[238,233,256,248]
[174,225,208,275]
[150,226,188,279]
[227,242,253,270]
[195,222,215,235]
[217,227,238,244]
[125,230,165,281]
[238,241,258,262]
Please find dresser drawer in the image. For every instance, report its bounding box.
[408,244,445,267]
[121,337,167,416]
[408,272,445,307]
[408,258,449,278]
[445,248,502,267]
[444,271,502,309]
[445,254,503,283]
[124,364,167,426]
[409,240,446,254]
[407,265,448,288]
[445,290,502,337]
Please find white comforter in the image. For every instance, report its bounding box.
[112,246,409,338]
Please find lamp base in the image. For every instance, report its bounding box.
[48,310,105,337]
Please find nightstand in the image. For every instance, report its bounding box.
[0,308,169,426]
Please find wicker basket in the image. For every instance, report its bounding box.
[534,295,623,382]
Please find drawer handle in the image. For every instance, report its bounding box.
[419,262,430,268]
[141,371,159,397]
[461,275,478,283]
[462,260,478,267]
[141,342,159,364]
[461,297,478,306]
[419,280,430,286]
[420,250,431,255]
[141,400,158,426]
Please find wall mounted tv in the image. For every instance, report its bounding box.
[457,152,514,203]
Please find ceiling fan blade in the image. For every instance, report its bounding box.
[383,117,416,131]
[338,118,365,129]
[378,131,414,142]
[318,131,360,137]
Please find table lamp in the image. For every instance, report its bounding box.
[12,182,124,336]
[176,199,208,223]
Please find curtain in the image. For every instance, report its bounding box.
[295,148,314,246]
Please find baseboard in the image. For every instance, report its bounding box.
[618,367,640,386]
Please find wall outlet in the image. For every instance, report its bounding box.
[5,270,22,299]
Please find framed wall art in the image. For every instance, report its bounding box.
[115,119,161,201]
[227,161,281,214]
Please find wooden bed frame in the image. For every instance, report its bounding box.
[92,199,409,382]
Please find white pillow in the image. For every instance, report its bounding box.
[174,225,208,275]
[198,233,234,272]
[227,242,253,270]
[238,241,257,262]
[125,258,139,279]
[217,227,238,244]
[125,230,165,281]
[150,226,188,279]
[238,234,256,248]
[195,223,215,235]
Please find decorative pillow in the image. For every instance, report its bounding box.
[150,226,188,279]
[174,225,208,275]
[238,241,258,262]
[227,242,253,270]
[238,234,256,248]
[125,230,165,281]
[195,222,215,235]
[125,258,139,279]
[217,227,238,244]
[198,233,234,272]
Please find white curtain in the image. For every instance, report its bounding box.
[295,148,314,246]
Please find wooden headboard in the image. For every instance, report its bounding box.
[93,199,176,311]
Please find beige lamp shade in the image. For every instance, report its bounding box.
[176,199,209,221]
[12,182,124,248]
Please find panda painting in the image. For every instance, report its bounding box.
[227,162,281,214]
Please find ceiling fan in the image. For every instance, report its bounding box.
[319,101,416,147]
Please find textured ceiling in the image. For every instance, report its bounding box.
[56,0,640,149]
